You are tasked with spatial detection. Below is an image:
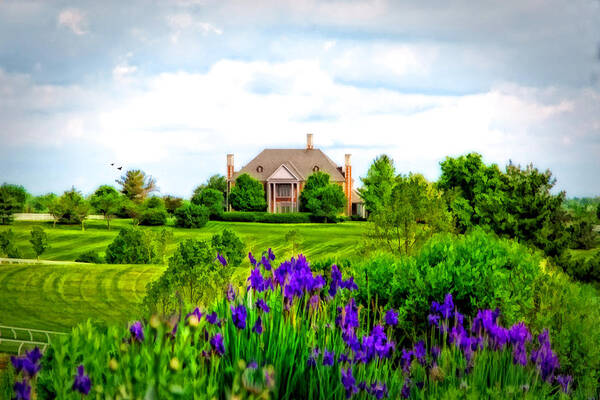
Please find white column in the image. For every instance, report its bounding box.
[267,182,271,213]
[274,183,277,214]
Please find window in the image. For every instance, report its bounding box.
[277,184,291,197]
[312,165,320,172]
[256,166,263,173]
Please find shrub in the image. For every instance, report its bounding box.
[229,173,267,212]
[557,251,600,283]
[0,229,21,258]
[214,212,312,223]
[139,208,168,226]
[211,229,245,267]
[174,203,209,228]
[75,250,103,263]
[105,227,156,264]
[352,229,542,340]
[192,188,224,219]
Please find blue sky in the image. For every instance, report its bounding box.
[1,0,599,197]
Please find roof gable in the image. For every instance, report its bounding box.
[268,164,300,181]
[232,148,346,182]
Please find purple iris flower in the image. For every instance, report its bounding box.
[329,264,343,297]
[428,314,440,327]
[129,321,144,342]
[509,322,532,345]
[226,283,236,301]
[338,353,350,364]
[256,298,270,313]
[431,346,441,362]
[401,378,411,398]
[248,361,258,369]
[513,342,528,366]
[341,276,358,291]
[414,341,427,366]
[323,349,335,366]
[336,298,359,332]
[308,294,320,311]
[26,348,42,364]
[341,367,358,398]
[248,252,257,266]
[252,316,263,335]
[72,365,91,395]
[260,255,272,271]
[556,375,572,393]
[307,347,319,367]
[248,267,265,292]
[358,381,367,391]
[530,329,560,382]
[13,379,31,400]
[400,349,414,372]
[231,304,247,330]
[385,309,398,326]
[369,381,388,399]
[440,293,454,319]
[210,333,225,355]
[206,311,221,326]
[216,252,227,266]
[268,248,276,261]
[264,277,274,291]
[186,307,203,322]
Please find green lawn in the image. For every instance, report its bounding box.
[0,219,366,338]
[0,219,366,262]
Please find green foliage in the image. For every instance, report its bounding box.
[0,183,28,211]
[139,197,169,226]
[75,250,104,263]
[364,173,453,256]
[29,225,49,260]
[438,154,569,257]
[51,188,90,229]
[567,219,597,250]
[229,173,267,212]
[192,188,225,218]
[0,186,20,225]
[358,154,396,215]
[163,195,184,215]
[105,226,157,264]
[211,229,245,267]
[217,212,312,223]
[597,202,600,221]
[28,193,57,213]
[0,228,21,258]
[174,203,209,228]
[156,228,175,265]
[353,229,542,341]
[300,172,346,221]
[90,185,122,230]
[0,361,15,400]
[557,251,600,283]
[528,268,600,396]
[116,169,157,203]
[193,174,228,200]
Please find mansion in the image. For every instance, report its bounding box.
[226,134,364,217]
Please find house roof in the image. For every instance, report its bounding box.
[231,148,346,182]
[351,189,364,204]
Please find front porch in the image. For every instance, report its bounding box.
[266,164,302,213]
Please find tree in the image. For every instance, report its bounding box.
[48,198,65,228]
[192,188,224,218]
[193,174,227,200]
[0,229,21,258]
[300,172,345,222]
[116,169,157,203]
[53,188,90,230]
[364,174,452,255]
[156,228,174,265]
[211,229,245,267]
[359,155,396,215]
[90,185,122,230]
[0,186,20,225]
[123,199,144,226]
[29,226,49,260]
[0,184,28,212]
[105,226,156,264]
[139,197,168,226]
[597,202,600,221]
[174,203,209,228]
[163,195,183,215]
[28,193,57,213]
[229,173,267,212]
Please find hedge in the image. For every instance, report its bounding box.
[215,212,312,223]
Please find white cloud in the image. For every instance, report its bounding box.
[112,62,138,83]
[57,8,88,35]
[166,13,222,43]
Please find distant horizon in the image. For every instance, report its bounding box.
[1,1,599,197]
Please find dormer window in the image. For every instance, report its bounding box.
[312,165,320,172]
[257,166,264,173]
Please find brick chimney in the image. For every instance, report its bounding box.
[345,154,352,216]
[306,133,314,150]
[227,154,234,180]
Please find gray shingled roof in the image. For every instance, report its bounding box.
[231,148,346,182]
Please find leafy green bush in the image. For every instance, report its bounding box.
[352,229,542,339]
[75,250,104,264]
[105,227,156,264]
[139,207,168,226]
[174,203,209,228]
[229,173,267,212]
[557,252,600,283]
[211,229,245,267]
[215,212,312,223]
[217,211,259,222]
[192,188,224,219]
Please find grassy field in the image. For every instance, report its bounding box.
[0,218,367,262]
[0,219,366,343]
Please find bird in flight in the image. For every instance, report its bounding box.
[117,166,123,170]
[110,163,114,166]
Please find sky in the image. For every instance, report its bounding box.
[0,0,599,198]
